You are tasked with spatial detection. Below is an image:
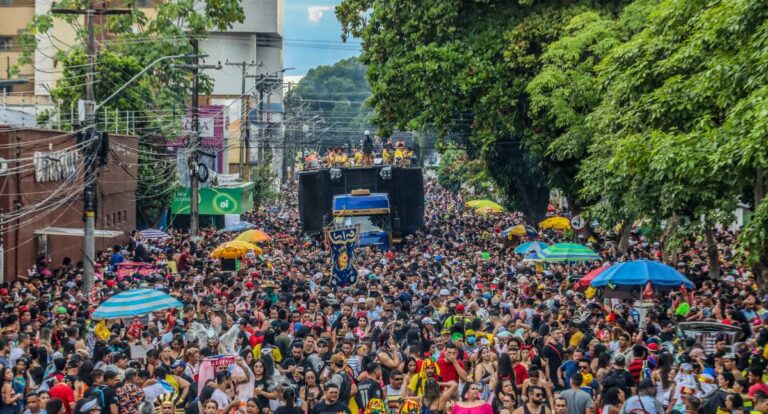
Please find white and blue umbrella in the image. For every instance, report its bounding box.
[219,222,257,233]
[514,241,549,255]
[139,229,170,241]
[91,289,182,320]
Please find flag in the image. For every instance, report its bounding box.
[329,225,360,287]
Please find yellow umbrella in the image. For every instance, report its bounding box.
[466,199,504,211]
[211,241,263,260]
[235,229,272,243]
[539,216,572,230]
[475,205,503,215]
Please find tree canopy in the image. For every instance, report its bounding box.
[337,0,768,285]
[286,57,374,152]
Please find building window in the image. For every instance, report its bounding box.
[0,37,13,51]
[106,214,111,227]
[123,210,128,223]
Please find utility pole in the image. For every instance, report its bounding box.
[173,40,220,238]
[225,60,261,181]
[51,2,129,295]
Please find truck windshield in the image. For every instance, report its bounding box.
[337,214,391,233]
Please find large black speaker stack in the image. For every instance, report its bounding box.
[298,167,425,235]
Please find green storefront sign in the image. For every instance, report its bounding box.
[170,183,255,215]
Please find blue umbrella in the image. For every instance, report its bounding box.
[522,250,545,262]
[514,241,550,255]
[92,289,183,320]
[219,221,257,233]
[590,260,694,288]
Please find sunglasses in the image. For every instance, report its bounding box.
[532,393,543,397]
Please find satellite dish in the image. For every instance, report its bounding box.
[0,157,7,174]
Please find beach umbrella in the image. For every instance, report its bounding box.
[503,224,539,238]
[522,250,545,262]
[540,243,600,262]
[211,241,263,260]
[92,289,182,320]
[466,200,504,211]
[591,260,695,289]
[139,229,170,241]
[539,216,571,230]
[219,222,257,233]
[576,264,611,289]
[235,229,272,243]
[475,205,503,215]
[514,241,549,255]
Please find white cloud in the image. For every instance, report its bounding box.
[307,5,334,23]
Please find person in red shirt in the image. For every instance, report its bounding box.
[509,347,529,392]
[627,345,647,382]
[436,343,468,383]
[49,375,76,414]
[748,366,768,397]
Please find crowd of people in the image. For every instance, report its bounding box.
[1,175,768,414]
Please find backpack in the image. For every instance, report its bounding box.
[338,371,353,404]
[85,385,107,411]
[602,369,629,395]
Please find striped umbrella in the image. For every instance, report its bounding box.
[139,229,170,241]
[540,243,600,262]
[92,289,182,320]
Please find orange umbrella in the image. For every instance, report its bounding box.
[235,229,272,243]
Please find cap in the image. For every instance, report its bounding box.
[647,343,659,352]
[171,360,186,369]
[0,289,8,295]
[439,289,450,296]
[613,354,626,365]
[723,353,737,360]
[421,317,436,325]
[455,303,465,312]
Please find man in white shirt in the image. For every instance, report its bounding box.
[9,333,30,366]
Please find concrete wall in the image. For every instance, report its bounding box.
[0,127,137,281]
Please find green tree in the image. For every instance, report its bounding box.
[578,0,768,281]
[286,57,374,152]
[336,0,627,224]
[15,0,245,225]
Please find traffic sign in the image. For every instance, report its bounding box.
[571,215,586,230]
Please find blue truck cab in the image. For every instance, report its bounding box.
[332,189,392,250]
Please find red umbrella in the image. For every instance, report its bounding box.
[576,264,611,289]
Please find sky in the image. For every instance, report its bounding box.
[283,1,362,80]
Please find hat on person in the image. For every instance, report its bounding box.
[613,354,626,365]
[439,289,450,296]
[647,343,659,352]
[0,289,8,295]
[455,303,465,313]
[171,360,186,369]
[723,353,737,360]
[421,317,436,325]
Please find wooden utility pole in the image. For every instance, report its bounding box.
[51,2,129,294]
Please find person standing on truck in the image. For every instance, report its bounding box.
[363,131,374,166]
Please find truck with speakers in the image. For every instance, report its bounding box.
[298,166,425,247]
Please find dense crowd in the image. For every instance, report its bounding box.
[1,175,768,414]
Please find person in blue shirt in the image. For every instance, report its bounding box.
[109,245,125,271]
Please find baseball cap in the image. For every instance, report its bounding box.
[171,360,186,369]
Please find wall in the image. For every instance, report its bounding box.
[0,127,137,281]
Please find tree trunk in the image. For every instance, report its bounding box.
[617,220,632,255]
[661,214,680,263]
[705,227,720,280]
[756,167,765,208]
[511,177,550,227]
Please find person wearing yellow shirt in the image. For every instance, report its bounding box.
[566,322,584,352]
[337,151,349,167]
[382,148,391,165]
[394,143,405,166]
[354,149,364,166]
